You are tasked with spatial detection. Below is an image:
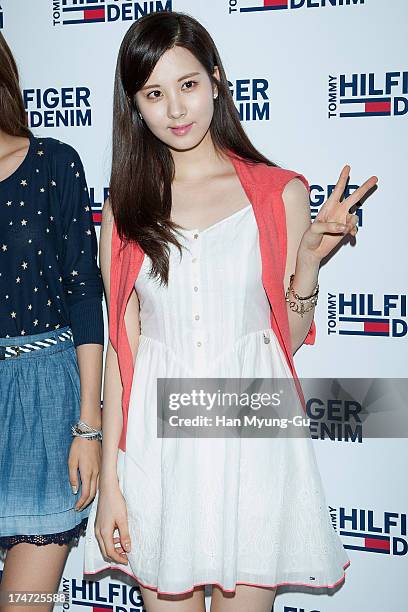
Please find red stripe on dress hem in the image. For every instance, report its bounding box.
[83,559,350,595]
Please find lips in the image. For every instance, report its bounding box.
[169,122,194,136]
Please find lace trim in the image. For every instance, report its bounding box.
[0,517,89,549]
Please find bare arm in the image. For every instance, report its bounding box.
[76,344,103,429]
[282,178,320,355]
[99,199,141,486]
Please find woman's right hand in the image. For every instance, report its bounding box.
[94,481,132,565]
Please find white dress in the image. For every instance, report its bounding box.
[84,204,350,594]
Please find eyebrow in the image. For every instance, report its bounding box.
[141,72,201,91]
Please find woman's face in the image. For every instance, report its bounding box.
[134,46,219,152]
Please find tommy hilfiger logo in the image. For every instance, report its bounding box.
[328,71,408,118]
[52,0,172,26]
[229,0,365,15]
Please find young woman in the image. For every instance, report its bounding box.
[83,11,377,612]
[0,32,104,607]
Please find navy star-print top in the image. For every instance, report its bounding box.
[0,133,104,347]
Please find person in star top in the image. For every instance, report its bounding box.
[0,32,104,605]
[83,11,377,612]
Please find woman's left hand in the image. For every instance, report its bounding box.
[298,165,378,264]
[68,437,102,512]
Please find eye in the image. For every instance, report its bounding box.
[146,89,162,100]
[182,80,198,91]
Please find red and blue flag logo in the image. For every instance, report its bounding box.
[239,0,288,11]
[62,4,105,25]
[233,0,365,13]
[340,97,392,117]
[340,531,391,553]
[338,316,390,336]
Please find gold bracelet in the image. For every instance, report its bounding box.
[287,273,319,300]
[285,274,319,318]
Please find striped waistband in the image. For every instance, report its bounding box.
[0,329,73,360]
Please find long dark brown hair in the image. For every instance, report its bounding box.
[0,32,30,138]
[111,10,278,285]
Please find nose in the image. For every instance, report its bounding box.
[167,92,187,121]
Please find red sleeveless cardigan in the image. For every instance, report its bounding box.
[109,153,316,452]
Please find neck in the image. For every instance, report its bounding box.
[0,129,23,151]
[0,129,12,150]
[170,130,227,183]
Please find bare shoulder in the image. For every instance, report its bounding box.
[282,177,309,207]
[282,177,312,237]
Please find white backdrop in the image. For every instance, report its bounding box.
[1,0,407,610]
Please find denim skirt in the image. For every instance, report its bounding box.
[0,326,91,546]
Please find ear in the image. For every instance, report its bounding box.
[212,65,220,97]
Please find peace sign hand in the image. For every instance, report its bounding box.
[299,166,378,264]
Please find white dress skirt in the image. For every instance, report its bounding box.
[83,204,350,594]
